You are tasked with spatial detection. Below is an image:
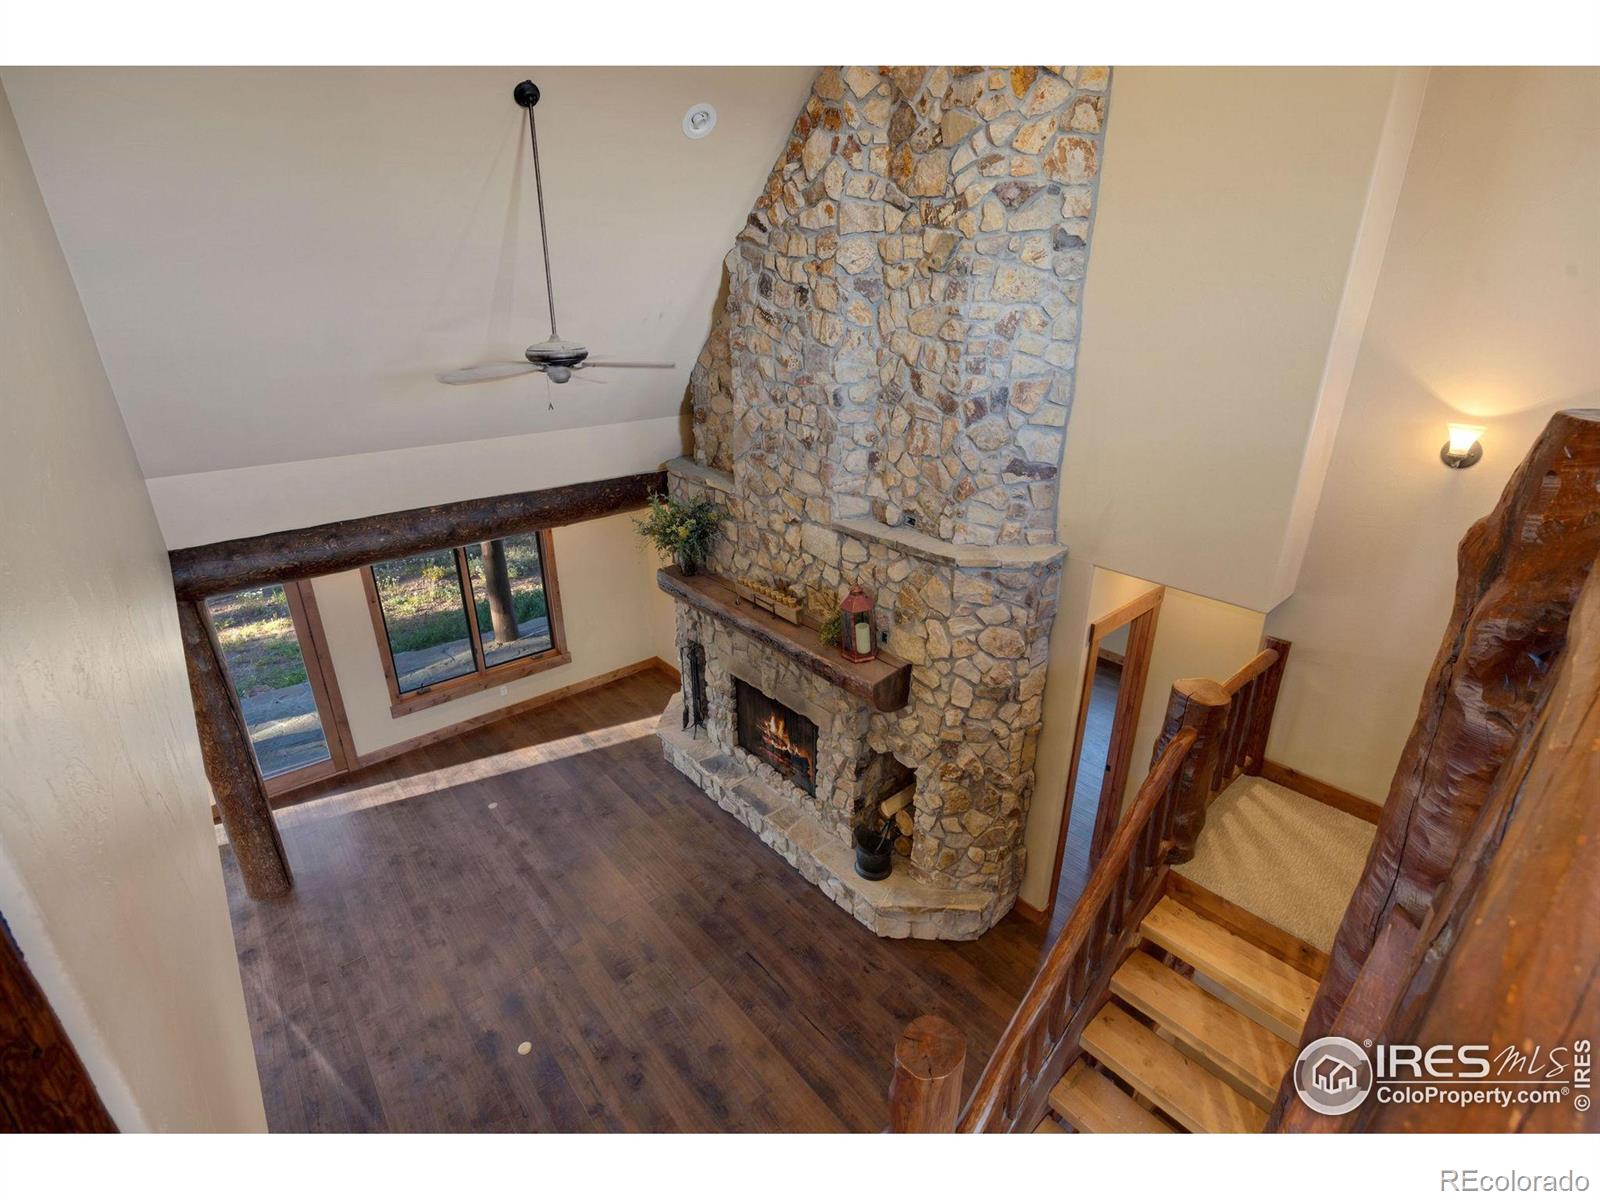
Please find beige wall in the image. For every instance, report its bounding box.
[1024,564,1264,909]
[1265,68,1600,801]
[1057,68,1404,613]
[145,413,686,548]
[0,84,264,1131]
[311,510,676,756]
[1019,67,1422,910]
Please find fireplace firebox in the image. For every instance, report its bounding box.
[734,679,818,796]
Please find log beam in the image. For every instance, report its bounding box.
[169,470,667,599]
[178,601,292,899]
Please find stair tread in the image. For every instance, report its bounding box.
[1049,1058,1176,1134]
[1082,1005,1267,1133]
[1032,1115,1069,1133]
[1111,950,1297,1107]
[1139,897,1318,1043]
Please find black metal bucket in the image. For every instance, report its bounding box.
[853,823,893,881]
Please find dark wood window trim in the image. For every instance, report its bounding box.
[362,529,570,718]
[203,577,357,821]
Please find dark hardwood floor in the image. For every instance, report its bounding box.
[221,668,1045,1132]
[1046,655,1121,944]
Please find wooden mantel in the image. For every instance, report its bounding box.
[657,567,910,712]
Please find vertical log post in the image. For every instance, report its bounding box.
[888,1015,967,1132]
[1241,636,1291,776]
[177,601,293,899]
[1154,678,1230,863]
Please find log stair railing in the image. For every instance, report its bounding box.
[889,637,1301,1134]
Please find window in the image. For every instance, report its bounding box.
[363,530,568,715]
[204,579,354,791]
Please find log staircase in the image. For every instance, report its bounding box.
[1034,894,1312,1133]
[886,408,1600,1136]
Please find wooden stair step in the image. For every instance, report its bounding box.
[1111,950,1297,1108]
[1139,897,1319,1043]
[1081,1005,1267,1133]
[1048,1058,1176,1134]
[1032,1115,1069,1133]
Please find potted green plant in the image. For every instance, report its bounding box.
[636,493,726,576]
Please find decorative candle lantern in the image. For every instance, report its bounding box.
[839,585,878,663]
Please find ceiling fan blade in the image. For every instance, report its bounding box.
[437,361,542,385]
[579,360,677,370]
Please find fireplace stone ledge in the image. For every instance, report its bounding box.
[657,694,1004,940]
[665,455,734,495]
[828,515,1068,570]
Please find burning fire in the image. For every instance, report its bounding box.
[757,711,814,783]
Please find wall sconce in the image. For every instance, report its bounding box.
[1441,423,1486,470]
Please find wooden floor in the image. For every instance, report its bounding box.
[221,668,1045,1132]
[1047,656,1121,944]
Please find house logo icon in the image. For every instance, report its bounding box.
[1293,1036,1373,1116]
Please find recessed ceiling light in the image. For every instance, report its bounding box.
[683,103,717,140]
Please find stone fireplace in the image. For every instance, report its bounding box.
[656,66,1108,938]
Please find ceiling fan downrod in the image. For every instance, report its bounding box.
[513,80,560,343]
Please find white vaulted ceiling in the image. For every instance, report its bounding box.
[4,67,814,480]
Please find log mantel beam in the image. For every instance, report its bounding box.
[169,470,667,599]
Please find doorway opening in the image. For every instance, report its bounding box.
[203,579,355,797]
[1044,586,1164,936]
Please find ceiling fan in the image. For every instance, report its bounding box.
[438,80,675,388]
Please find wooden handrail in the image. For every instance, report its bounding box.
[1172,636,1292,860]
[956,725,1200,1132]
[1220,647,1278,696]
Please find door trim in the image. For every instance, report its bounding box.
[1043,585,1164,923]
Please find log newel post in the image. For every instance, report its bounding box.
[1155,677,1230,864]
[177,601,293,899]
[888,1014,967,1132]
[1242,636,1291,776]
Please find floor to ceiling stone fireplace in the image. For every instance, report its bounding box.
[655,65,1106,939]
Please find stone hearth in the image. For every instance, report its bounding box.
[658,66,1108,938]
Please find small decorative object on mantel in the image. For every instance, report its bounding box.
[734,578,802,624]
[839,585,878,663]
[635,493,725,576]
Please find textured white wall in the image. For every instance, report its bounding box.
[1058,68,1402,612]
[1265,68,1600,801]
[0,83,265,1131]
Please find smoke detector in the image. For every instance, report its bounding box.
[682,103,717,139]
